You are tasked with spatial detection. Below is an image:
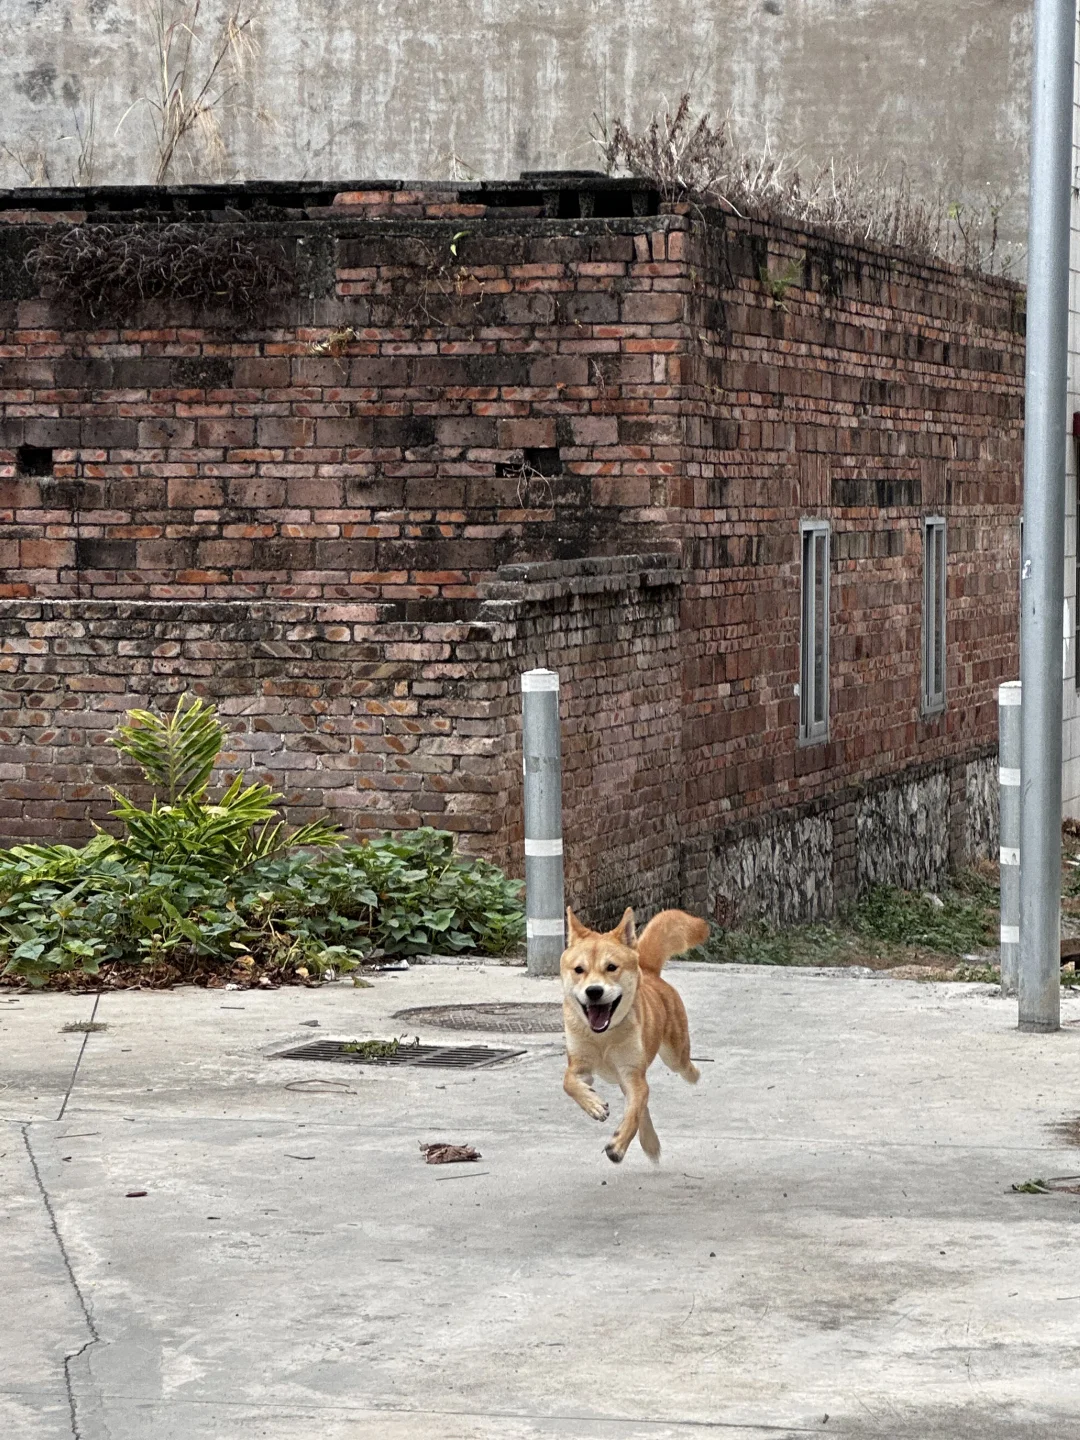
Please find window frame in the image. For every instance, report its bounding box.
[922,515,947,716]
[799,518,831,744]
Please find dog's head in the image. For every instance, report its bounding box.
[560,907,639,1035]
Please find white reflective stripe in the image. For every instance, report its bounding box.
[521,670,559,692]
[524,837,563,857]
[999,767,1021,787]
[999,847,1020,866]
[998,684,1022,706]
[527,917,565,938]
[1000,925,1020,945]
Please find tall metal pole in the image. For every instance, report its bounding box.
[521,669,565,976]
[1018,0,1075,1032]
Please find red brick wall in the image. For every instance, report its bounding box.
[0,180,1023,917]
[0,185,686,604]
[0,554,683,920]
[676,213,1022,901]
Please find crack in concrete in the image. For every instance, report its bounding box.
[57,990,103,1122]
[21,1123,104,1440]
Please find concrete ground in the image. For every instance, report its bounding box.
[4,961,1080,1440]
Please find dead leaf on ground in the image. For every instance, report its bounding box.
[1012,1175,1080,1194]
[420,1142,481,1165]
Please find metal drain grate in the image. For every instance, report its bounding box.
[276,1039,525,1069]
[394,1002,563,1033]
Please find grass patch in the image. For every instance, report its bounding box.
[339,1038,416,1061]
[60,1020,108,1033]
[686,921,856,968]
[846,884,992,955]
[685,872,1000,974]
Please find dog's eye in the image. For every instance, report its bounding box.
[606,963,618,972]
[574,966,584,975]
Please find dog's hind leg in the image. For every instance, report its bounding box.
[637,1103,661,1163]
[606,1070,649,1164]
[563,1056,609,1122]
[660,1042,700,1086]
[659,988,700,1084]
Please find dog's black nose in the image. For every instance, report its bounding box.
[585,985,605,1002]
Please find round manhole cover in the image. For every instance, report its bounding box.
[393,1002,564,1033]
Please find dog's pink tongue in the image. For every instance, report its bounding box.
[586,1005,611,1033]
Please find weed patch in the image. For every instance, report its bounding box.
[685,874,999,974]
[340,1038,418,1061]
[845,885,992,955]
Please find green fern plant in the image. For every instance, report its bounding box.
[108,694,340,870]
[111,694,223,803]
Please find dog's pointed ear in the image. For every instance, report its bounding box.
[566,907,588,942]
[613,907,637,948]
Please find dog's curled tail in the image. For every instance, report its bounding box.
[636,909,710,974]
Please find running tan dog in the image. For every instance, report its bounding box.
[561,906,709,1163]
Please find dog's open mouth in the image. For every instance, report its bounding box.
[582,996,620,1033]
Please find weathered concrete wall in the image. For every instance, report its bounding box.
[2,0,1032,249]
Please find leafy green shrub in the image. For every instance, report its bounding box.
[0,696,524,988]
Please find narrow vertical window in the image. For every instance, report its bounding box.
[800,520,830,742]
[923,517,947,714]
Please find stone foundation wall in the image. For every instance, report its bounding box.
[703,753,994,928]
[707,810,834,929]
[963,753,1000,865]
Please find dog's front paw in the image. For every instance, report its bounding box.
[604,1141,624,1164]
[583,1093,609,1122]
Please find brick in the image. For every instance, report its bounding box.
[171,357,234,390]
[434,417,497,448]
[315,417,375,448]
[24,418,80,448]
[349,357,409,387]
[373,416,435,449]
[558,292,620,325]
[79,419,139,449]
[226,477,287,508]
[569,417,618,446]
[19,539,74,568]
[167,476,226,508]
[76,539,137,570]
[138,417,197,448]
[234,357,291,388]
[527,356,589,387]
[196,417,256,448]
[497,419,557,450]
[620,292,685,324]
[256,417,315,448]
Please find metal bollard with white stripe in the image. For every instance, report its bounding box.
[998,681,1021,996]
[521,669,565,976]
